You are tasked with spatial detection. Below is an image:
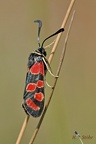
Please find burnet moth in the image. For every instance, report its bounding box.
[22,20,64,117]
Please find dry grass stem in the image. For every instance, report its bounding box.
[16,0,76,143]
[29,10,75,144]
[48,0,76,64]
[16,115,30,144]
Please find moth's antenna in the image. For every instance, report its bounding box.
[41,28,64,48]
[34,20,42,47]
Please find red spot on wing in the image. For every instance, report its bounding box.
[30,62,44,75]
[34,92,44,102]
[26,83,36,92]
[39,62,44,75]
[37,80,44,88]
[26,99,40,111]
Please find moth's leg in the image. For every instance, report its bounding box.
[43,57,58,78]
[46,81,54,88]
[44,77,53,88]
[44,39,56,49]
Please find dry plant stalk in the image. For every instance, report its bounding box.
[29,10,75,144]
[16,0,76,144]
[48,0,76,64]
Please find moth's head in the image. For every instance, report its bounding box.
[34,20,64,56]
[35,47,47,56]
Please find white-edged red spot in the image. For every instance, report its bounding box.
[26,99,40,111]
[26,83,36,92]
[34,92,44,102]
[30,62,44,76]
[37,80,44,88]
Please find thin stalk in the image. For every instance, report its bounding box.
[48,0,76,64]
[16,115,30,144]
[29,10,75,144]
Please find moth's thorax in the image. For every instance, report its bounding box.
[28,47,46,69]
[35,47,47,57]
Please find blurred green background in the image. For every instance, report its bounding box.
[0,0,96,144]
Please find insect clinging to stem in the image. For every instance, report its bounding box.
[22,20,64,117]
